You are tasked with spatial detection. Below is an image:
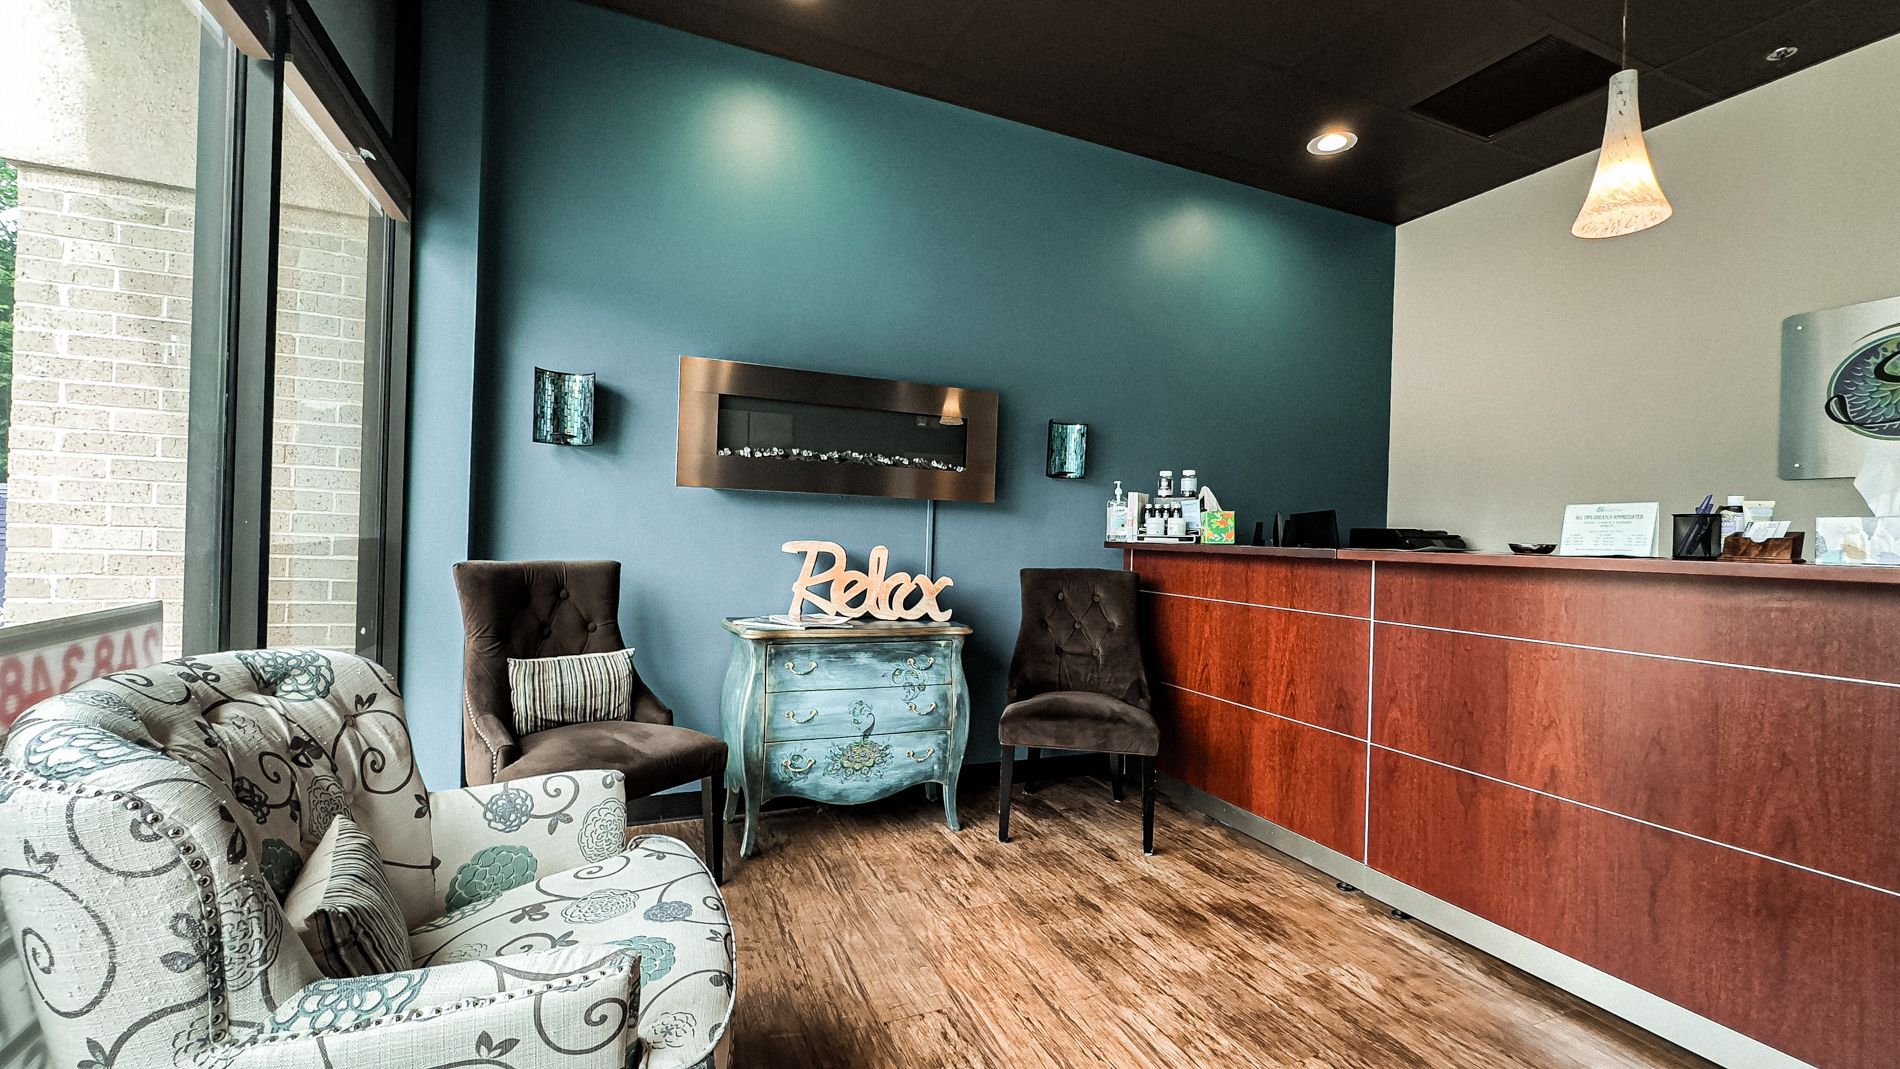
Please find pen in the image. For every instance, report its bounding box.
[1675,495,1715,558]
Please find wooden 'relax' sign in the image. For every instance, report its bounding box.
[783,541,954,622]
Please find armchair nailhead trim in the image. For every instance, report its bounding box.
[214,959,638,1051]
[464,696,506,780]
[0,758,233,1043]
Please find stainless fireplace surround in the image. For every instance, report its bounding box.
[676,356,999,502]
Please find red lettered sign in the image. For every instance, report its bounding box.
[0,602,164,730]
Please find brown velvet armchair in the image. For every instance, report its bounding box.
[997,567,1158,853]
[454,559,727,880]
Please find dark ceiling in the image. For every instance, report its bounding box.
[585,0,1900,224]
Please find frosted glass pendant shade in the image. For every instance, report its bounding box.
[1571,69,1673,239]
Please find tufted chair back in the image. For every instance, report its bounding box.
[1003,569,1147,710]
[0,649,435,1068]
[1007,568,1151,709]
[453,560,673,786]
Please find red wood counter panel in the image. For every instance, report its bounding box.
[1142,591,1369,736]
[1158,687,1365,859]
[1369,751,1899,1069]
[1373,624,1900,892]
[1372,563,1900,685]
[1131,549,1371,617]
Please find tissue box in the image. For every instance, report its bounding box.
[1199,511,1236,544]
[1815,516,1900,565]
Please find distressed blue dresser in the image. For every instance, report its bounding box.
[720,617,971,857]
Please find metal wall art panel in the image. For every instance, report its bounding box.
[1780,295,1900,479]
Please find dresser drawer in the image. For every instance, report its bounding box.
[766,639,956,693]
[766,685,952,743]
[766,729,948,803]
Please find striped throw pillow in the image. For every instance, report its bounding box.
[283,814,412,977]
[506,649,635,736]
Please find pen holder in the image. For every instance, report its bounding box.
[1670,513,1721,560]
[1718,532,1805,564]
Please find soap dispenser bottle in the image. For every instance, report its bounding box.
[1106,481,1128,540]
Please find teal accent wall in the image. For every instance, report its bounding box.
[406,0,1394,788]
[400,0,488,787]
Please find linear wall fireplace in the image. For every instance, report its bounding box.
[677,357,999,502]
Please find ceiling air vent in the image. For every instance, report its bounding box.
[1410,35,1620,139]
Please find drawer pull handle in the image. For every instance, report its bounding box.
[784,708,819,724]
[905,747,936,762]
[907,701,938,714]
[784,660,817,675]
[906,655,935,670]
[782,755,815,775]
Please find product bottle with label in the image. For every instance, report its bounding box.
[1106,481,1127,540]
[1165,504,1187,538]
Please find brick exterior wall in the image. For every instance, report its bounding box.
[4,163,368,655]
[268,208,370,651]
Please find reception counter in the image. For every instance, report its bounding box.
[1113,542,1897,1069]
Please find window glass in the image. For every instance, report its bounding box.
[265,84,379,652]
[0,0,216,657]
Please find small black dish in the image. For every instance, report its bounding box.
[1509,543,1557,555]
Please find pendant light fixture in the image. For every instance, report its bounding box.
[1571,0,1672,238]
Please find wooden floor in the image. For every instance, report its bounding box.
[651,777,1715,1069]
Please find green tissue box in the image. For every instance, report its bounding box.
[1200,511,1236,544]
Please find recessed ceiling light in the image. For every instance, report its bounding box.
[1306,129,1358,156]
[1765,46,1798,62]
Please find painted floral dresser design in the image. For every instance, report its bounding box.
[719,618,972,856]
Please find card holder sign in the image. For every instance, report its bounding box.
[1558,502,1660,557]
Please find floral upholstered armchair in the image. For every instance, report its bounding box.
[0,649,733,1069]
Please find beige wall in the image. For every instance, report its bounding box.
[0,0,202,189]
[1388,33,1900,551]
[0,0,366,209]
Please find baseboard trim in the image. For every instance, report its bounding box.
[1159,776,1812,1069]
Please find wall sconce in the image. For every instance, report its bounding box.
[533,368,596,446]
[1046,421,1087,479]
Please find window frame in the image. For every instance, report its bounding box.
[180,0,414,668]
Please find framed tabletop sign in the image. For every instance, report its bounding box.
[1558,502,1661,557]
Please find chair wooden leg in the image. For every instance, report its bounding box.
[998,745,1014,843]
[1140,756,1157,856]
[1110,753,1124,802]
[1025,747,1041,793]
[701,776,725,883]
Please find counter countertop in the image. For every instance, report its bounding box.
[1106,540,1900,586]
